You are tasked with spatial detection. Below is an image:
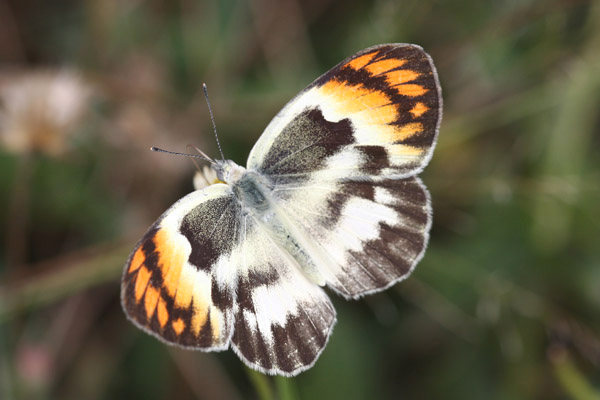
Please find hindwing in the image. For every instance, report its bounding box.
[271,176,431,298]
[230,215,336,376]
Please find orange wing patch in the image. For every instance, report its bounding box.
[128,247,145,273]
[320,80,395,123]
[409,102,429,118]
[395,122,424,141]
[172,318,185,335]
[144,285,160,318]
[346,51,426,98]
[154,228,187,297]
[134,266,152,302]
[395,84,427,97]
[151,227,218,339]
[156,295,169,327]
[385,69,420,86]
[124,224,227,346]
[365,58,406,76]
[347,52,377,70]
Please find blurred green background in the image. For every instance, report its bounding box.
[1,0,599,399]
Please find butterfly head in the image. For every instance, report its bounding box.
[214,159,246,184]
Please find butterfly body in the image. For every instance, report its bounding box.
[122,44,442,376]
[217,160,325,285]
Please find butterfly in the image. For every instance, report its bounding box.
[121,43,442,376]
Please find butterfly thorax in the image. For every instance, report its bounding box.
[214,159,273,214]
[231,171,272,213]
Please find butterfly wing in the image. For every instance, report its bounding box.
[121,184,240,349]
[247,43,441,182]
[230,214,336,376]
[122,183,336,375]
[271,176,431,298]
[246,44,441,298]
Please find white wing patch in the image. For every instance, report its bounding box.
[334,197,399,251]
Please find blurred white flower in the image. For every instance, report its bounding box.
[0,70,92,156]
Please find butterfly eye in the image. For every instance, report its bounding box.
[216,161,246,184]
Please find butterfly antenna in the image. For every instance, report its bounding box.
[202,83,225,161]
[186,144,215,171]
[150,146,214,164]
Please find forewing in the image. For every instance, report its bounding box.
[122,184,240,350]
[272,177,431,298]
[247,43,441,182]
[230,215,336,376]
